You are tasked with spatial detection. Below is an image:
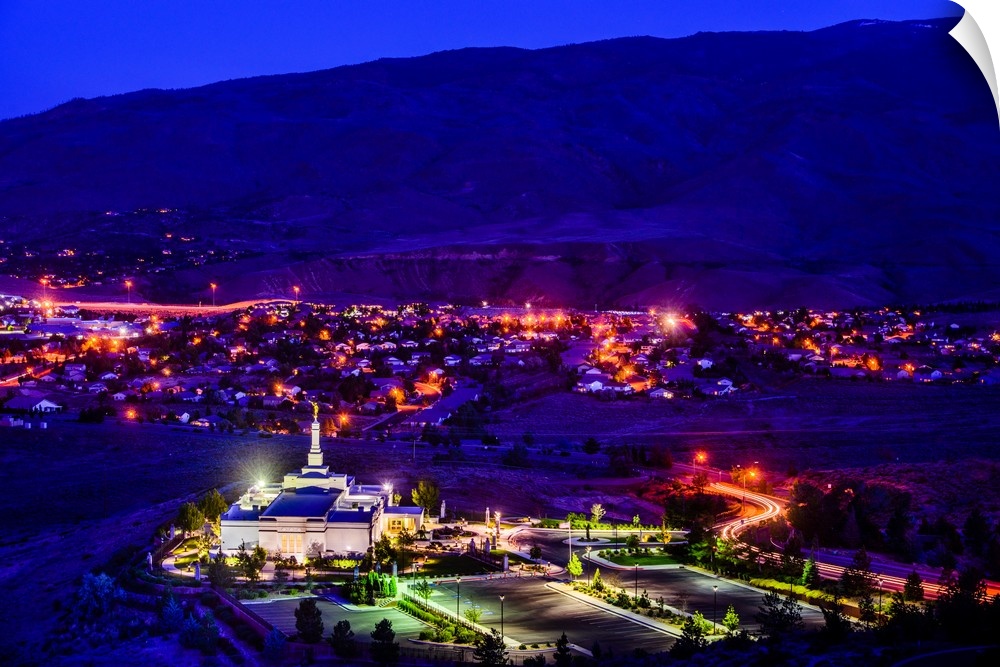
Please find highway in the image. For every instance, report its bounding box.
[704,479,996,599]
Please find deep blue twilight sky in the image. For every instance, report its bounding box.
[0,0,960,120]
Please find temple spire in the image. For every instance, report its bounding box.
[307,401,323,467]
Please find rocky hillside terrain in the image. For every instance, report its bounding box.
[1,18,997,309]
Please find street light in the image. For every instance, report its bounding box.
[293,285,300,304]
[210,282,217,307]
[742,469,756,511]
[878,577,884,619]
[456,577,461,619]
[712,585,719,635]
[634,564,639,599]
[585,546,592,578]
[124,279,132,305]
[694,451,706,489]
[499,595,505,640]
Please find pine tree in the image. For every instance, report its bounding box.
[370,618,400,664]
[591,568,604,592]
[328,620,357,658]
[903,571,925,602]
[161,595,184,632]
[207,553,235,589]
[295,598,324,643]
[553,632,573,667]
[818,597,852,642]
[801,555,819,587]
[670,614,708,658]
[756,590,803,637]
[858,592,877,628]
[473,628,509,665]
[840,546,874,598]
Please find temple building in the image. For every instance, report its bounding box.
[220,408,423,560]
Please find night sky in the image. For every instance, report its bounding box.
[0,1,961,120]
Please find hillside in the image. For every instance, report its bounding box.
[1,18,998,309]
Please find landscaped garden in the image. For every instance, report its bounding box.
[600,548,682,566]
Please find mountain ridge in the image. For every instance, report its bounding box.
[1,18,998,309]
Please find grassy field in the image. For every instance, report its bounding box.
[488,381,1000,472]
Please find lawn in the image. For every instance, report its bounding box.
[602,551,681,567]
[487,548,532,565]
[416,554,499,577]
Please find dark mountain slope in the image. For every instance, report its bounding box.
[0,18,997,309]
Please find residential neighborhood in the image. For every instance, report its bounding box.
[3,294,1000,438]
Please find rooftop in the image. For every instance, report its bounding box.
[260,489,336,518]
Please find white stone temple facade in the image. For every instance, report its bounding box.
[220,413,423,560]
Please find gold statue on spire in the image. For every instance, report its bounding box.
[312,401,319,420]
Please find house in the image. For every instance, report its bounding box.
[506,341,532,354]
[175,391,204,403]
[191,414,230,429]
[704,378,736,396]
[649,387,675,399]
[443,355,462,367]
[3,396,62,413]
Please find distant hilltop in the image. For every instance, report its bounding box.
[0,18,998,310]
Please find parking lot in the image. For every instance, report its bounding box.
[428,577,676,654]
